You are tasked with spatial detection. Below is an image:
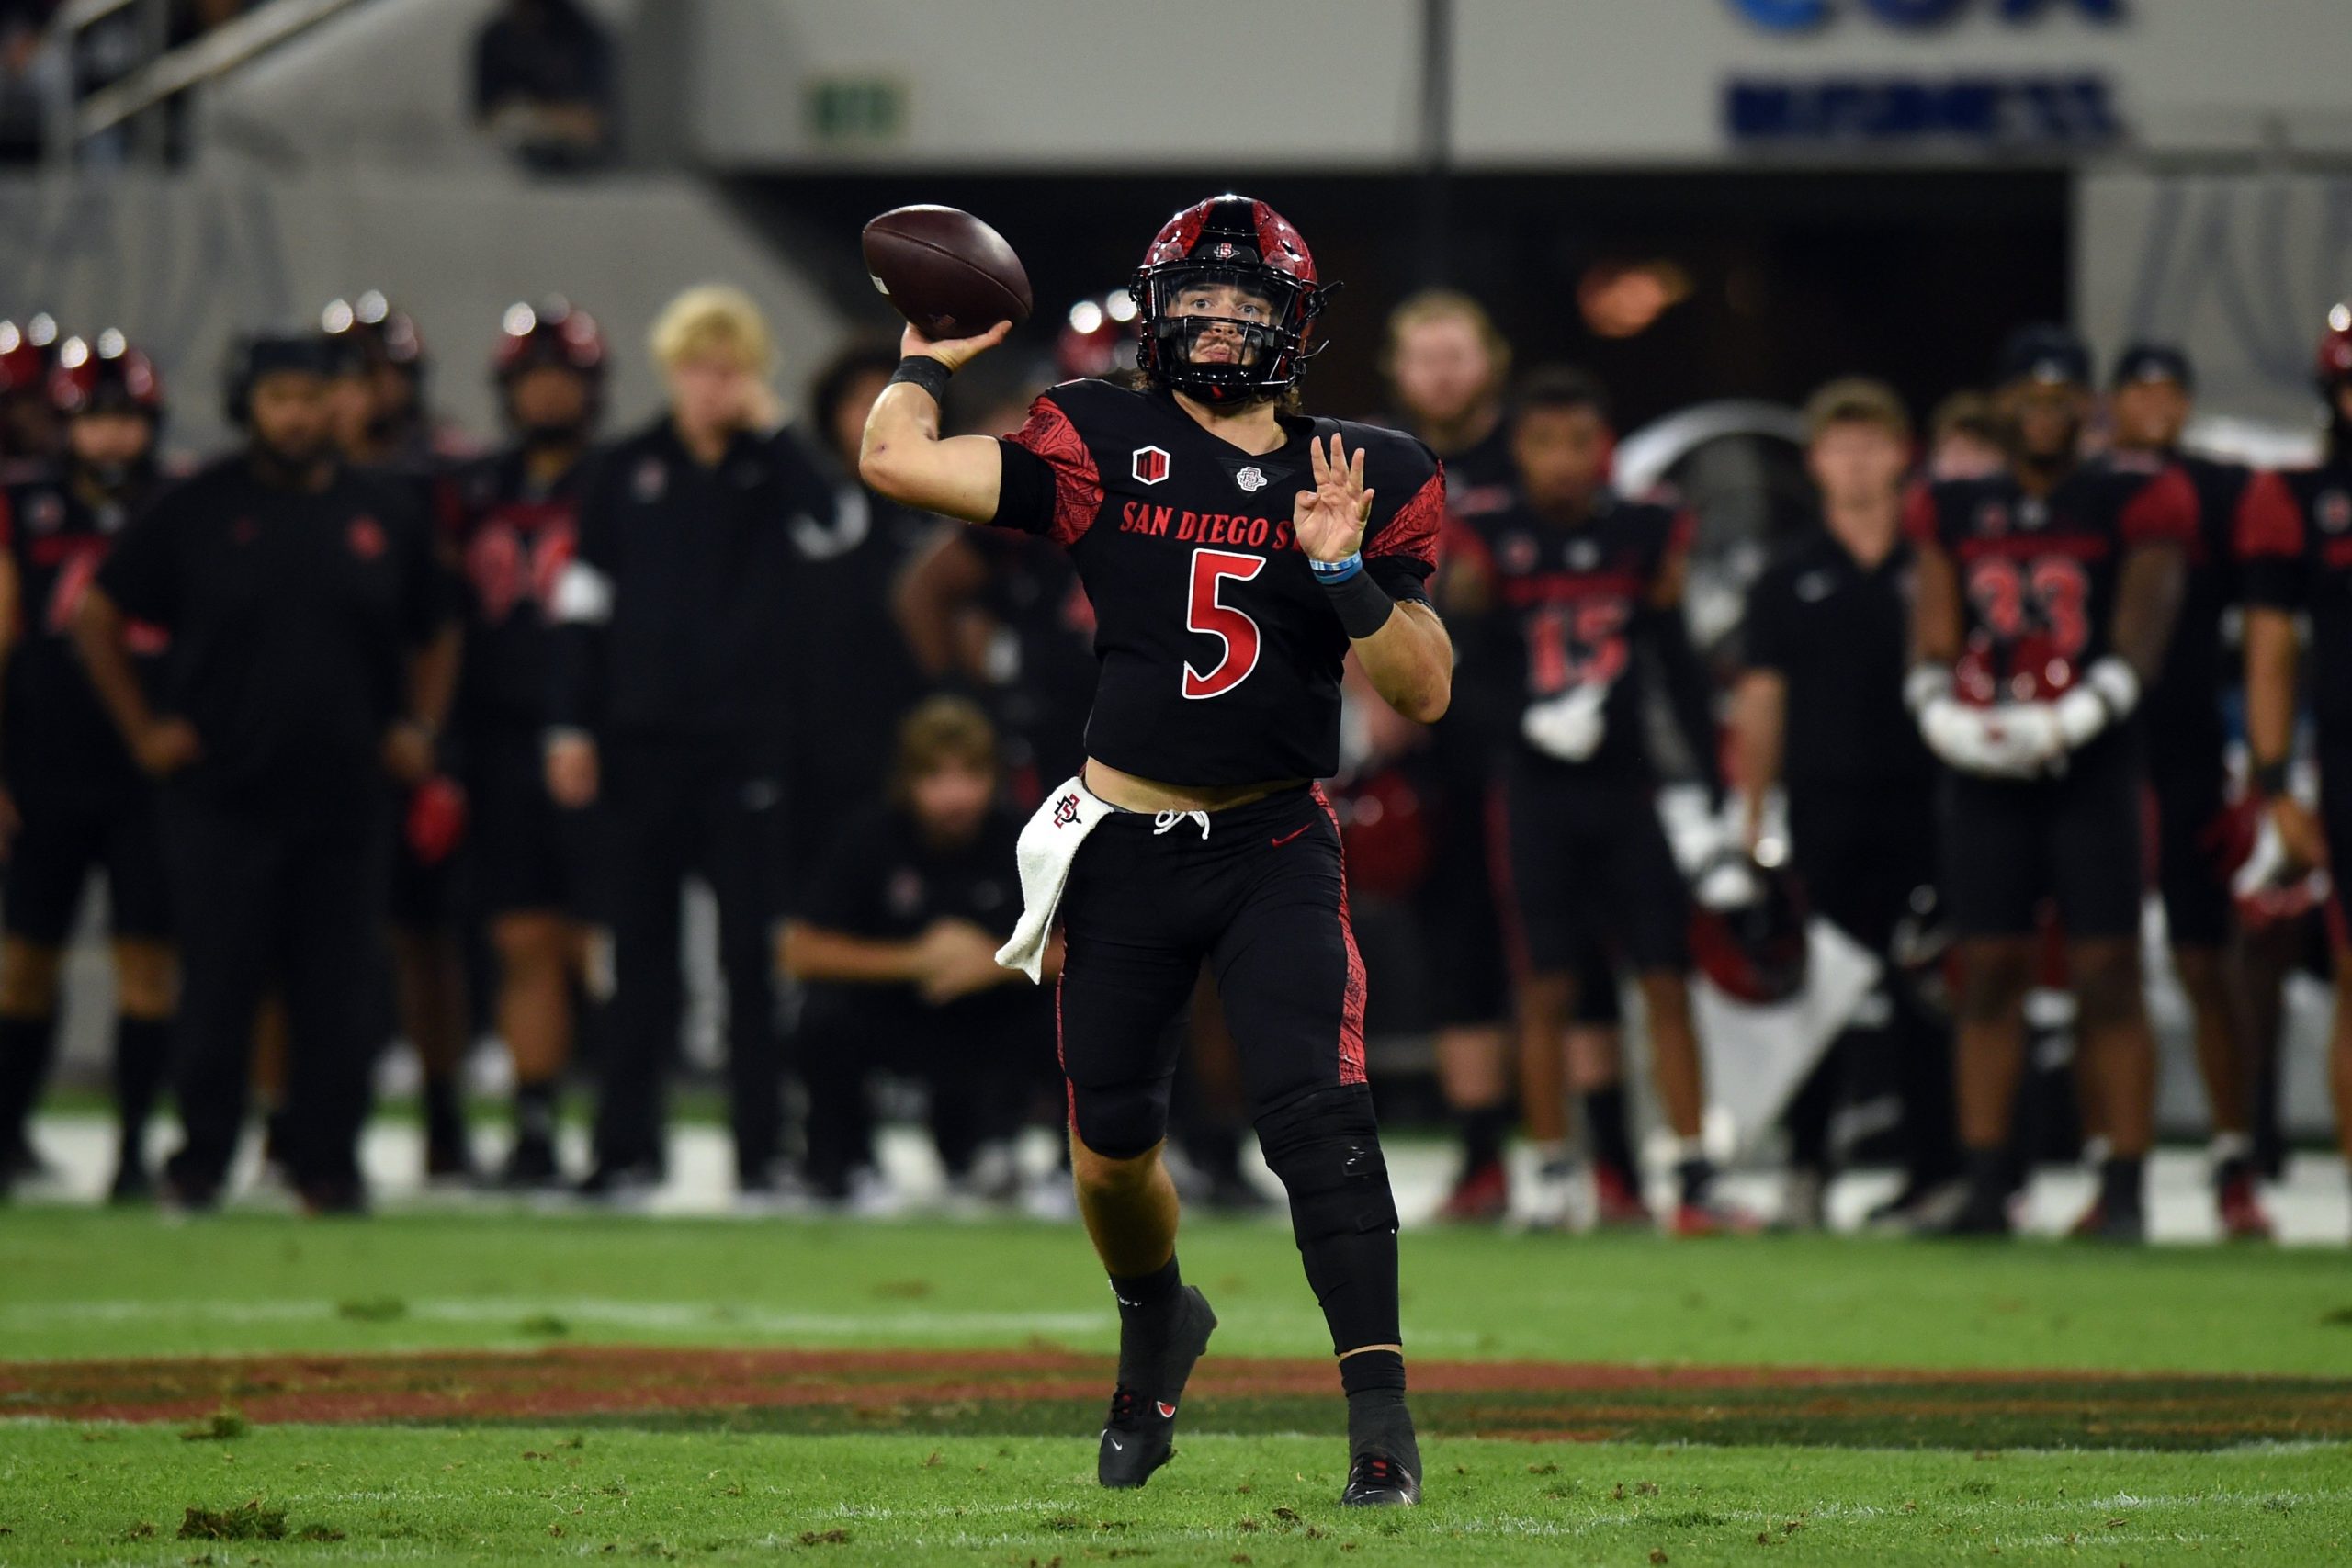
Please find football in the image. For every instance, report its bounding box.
[861,205,1034,340]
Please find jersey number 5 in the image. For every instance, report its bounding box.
[1182,548,1265,700]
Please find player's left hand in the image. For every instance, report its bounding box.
[1295,433,1374,564]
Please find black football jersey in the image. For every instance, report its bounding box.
[1460,491,1693,779]
[0,470,163,800]
[2143,451,2253,765]
[439,446,588,736]
[993,379,1442,786]
[1905,454,2197,702]
[2237,460,2352,741]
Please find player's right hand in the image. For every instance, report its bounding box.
[132,717,200,778]
[913,919,1007,1004]
[546,734,599,807]
[1918,698,2053,779]
[2267,794,2327,874]
[899,320,1012,375]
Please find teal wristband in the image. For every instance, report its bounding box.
[1310,551,1364,583]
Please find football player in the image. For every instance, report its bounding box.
[1449,367,1748,1236]
[1378,290,1519,1219]
[1905,326,2194,1240]
[438,299,608,1187]
[0,316,63,466]
[2238,302,2352,1232]
[0,333,175,1201]
[2100,344,2271,1239]
[861,195,1450,1506]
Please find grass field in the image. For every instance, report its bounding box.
[5,1206,2352,1565]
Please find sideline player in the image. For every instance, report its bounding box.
[1375,290,1520,1219]
[2238,302,2352,1231]
[0,333,175,1201]
[2101,344,2270,1239]
[1905,326,2193,1240]
[861,195,1451,1506]
[1451,368,1748,1235]
[440,299,608,1186]
[1731,378,1959,1229]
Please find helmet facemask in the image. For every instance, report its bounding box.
[1135,260,1325,406]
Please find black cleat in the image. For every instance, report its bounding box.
[1340,1450,1421,1506]
[500,1132,566,1191]
[1097,1285,1216,1489]
[107,1161,155,1206]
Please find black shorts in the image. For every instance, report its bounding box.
[2319,740,2352,936]
[1406,781,1510,1028]
[1493,759,1690,976]
[1,787,170,944]
[466,732,590,919]
[1939,729,2143,942]
[1787,778,1939,955]
[2148,750,2233,949]
[388,829,459,931]
[1056,784,1367,1156]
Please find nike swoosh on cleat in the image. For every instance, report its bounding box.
[1105,1436,1123,1450]
[1271,825,1311,848]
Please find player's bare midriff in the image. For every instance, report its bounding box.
[1083,757,1308,816]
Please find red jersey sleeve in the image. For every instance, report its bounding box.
[2233,469,2306,561]
[1364,466,1444,573]
[2118,464,2199,547]
[1901,481,1941,548]
[1000,394,1104,550]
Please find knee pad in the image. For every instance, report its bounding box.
[1255,1084,1401,1352]
[1069,1077,1170,1163]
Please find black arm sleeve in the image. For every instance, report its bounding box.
[992,438,1057,535]
[1367,554,1434,607]
[1646,603,1724,806]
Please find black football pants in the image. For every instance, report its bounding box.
[592,735,786,1181]
[160,785,391,1194]
[1784,778,1958,1185]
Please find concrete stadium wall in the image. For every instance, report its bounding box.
[684,0,2352,170]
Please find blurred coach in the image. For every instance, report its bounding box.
[546,286,819,1201]
[77,333,459,1213]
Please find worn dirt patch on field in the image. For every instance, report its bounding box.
[6,1346,2347,1450]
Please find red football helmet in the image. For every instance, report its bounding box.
[322,290,426,378]
[2320,302,2352,393]
[0,314,61,397]
[493,298,606,382]
[1130,194,1331,405]
[1689,857,1810,1007]
[48,330,164,421]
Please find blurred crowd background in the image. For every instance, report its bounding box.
[2,0,2349,1234]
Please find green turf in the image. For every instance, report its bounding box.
[1,1424,2346,1567]
[6,1207,2352,1372]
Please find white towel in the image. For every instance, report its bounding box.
[995,775,1118,982]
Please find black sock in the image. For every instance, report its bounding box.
[423,1074,467,1145]
[1110,1254,1185,1386]
[1340,1350,1418,1470]
[0,1012,60,1152]
[2098,1155,2145,1215]
[1459,1103,1510,1171]
[1675,1156,1715,1208]
[1583,1084,1636,1183]
[112,1015,172,1168]
[514,1080,559,1143]
[1963,1145,2016,1203]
